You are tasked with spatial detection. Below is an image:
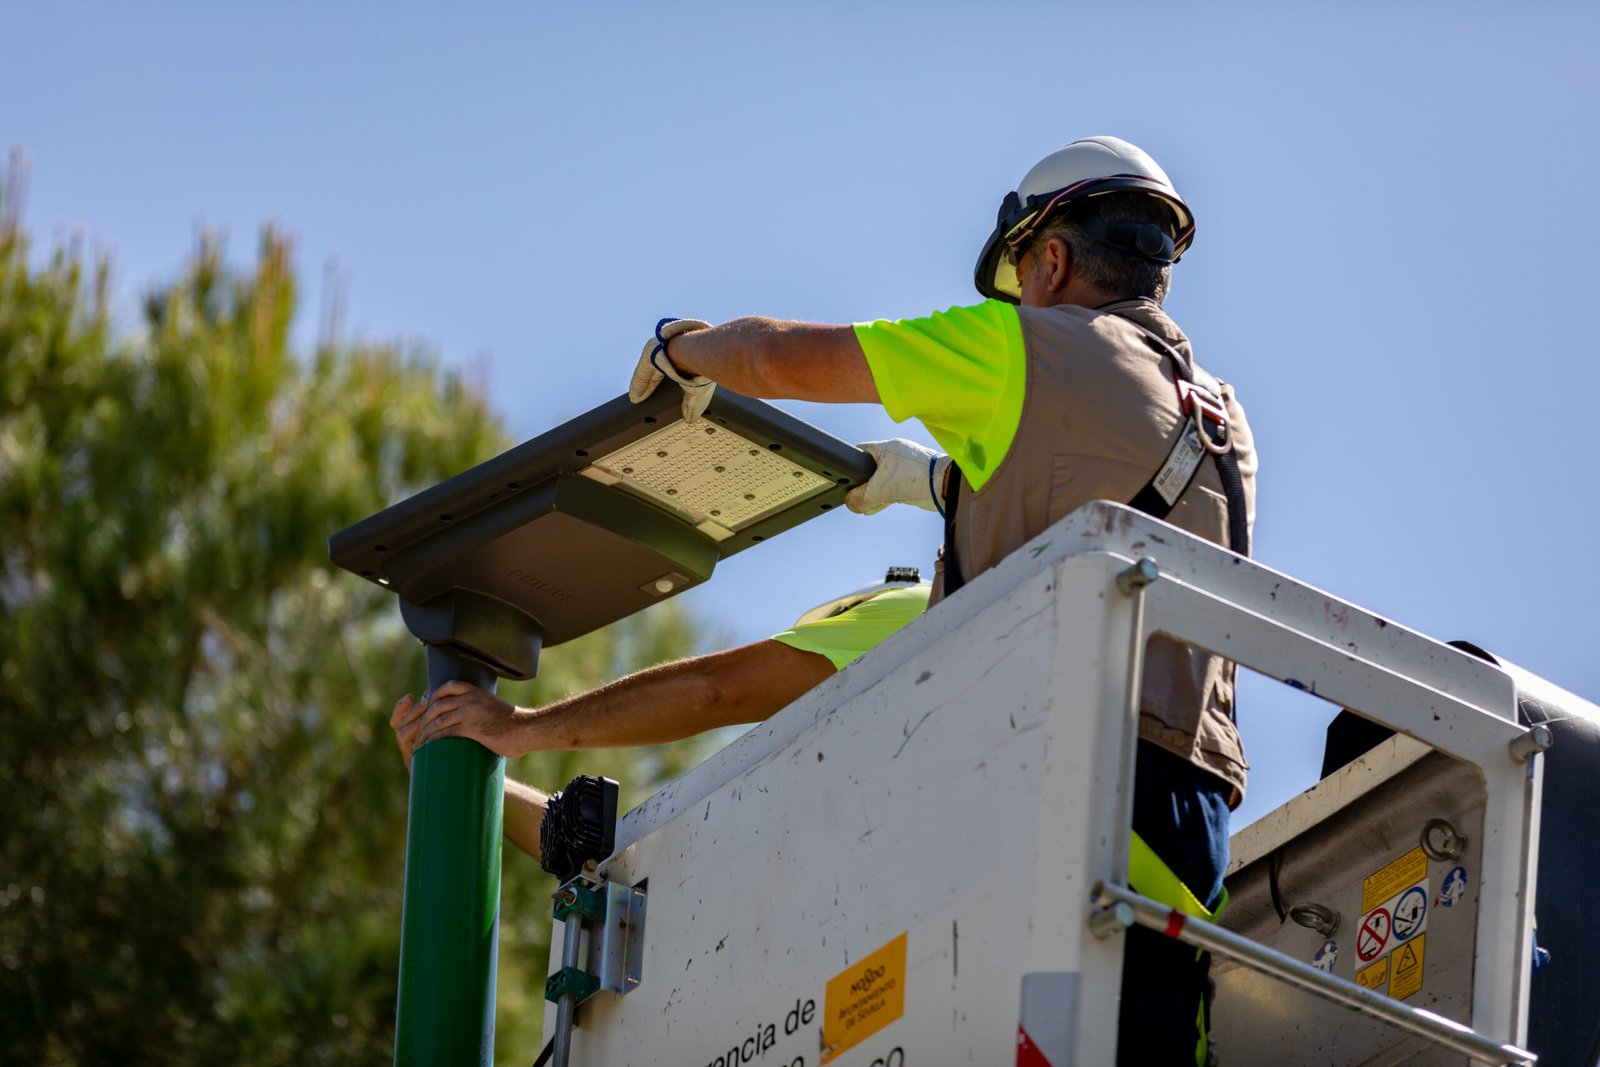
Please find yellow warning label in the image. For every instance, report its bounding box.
[1363,847,1428,913]
[822,933,907,1064]
[1356,956,1389,991]
[1390,933,1426,1000]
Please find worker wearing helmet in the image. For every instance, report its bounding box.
[390,574,933,858]
[628,136,1256,1065]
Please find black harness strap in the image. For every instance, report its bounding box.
[941,469,966,597]
[1125,423,1207,523]
[1118,319,1250,557]
[1214,445,1251,558]
[939,314,1250,597]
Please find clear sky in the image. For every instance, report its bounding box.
[7,1,1597,828]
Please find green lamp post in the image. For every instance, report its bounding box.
[330,391,870,1065]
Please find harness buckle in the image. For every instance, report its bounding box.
[1177,379,1232,455]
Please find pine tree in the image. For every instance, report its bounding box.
[0,173,712,1065]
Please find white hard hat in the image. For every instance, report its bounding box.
[793,567,927,627]
[974,136,1195,303]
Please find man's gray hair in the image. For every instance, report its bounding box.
[1013,191,1176,305]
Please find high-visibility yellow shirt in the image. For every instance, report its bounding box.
[769,585,931,671]
[854,300,1027,492]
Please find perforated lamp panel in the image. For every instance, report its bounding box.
[583,421,834,541]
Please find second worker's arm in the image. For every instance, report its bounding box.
[501,778,547,860]
[391,638,838,759]
[389,704,551,860]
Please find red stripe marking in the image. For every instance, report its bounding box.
[1016,1024,1054,1067]
[1164,911,1187,939]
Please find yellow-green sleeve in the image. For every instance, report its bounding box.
[769,585,931,671]
[852,300,1027,490]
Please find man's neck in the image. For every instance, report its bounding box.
[1026,282,1127,310]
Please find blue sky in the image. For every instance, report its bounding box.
[7,2,1597,827]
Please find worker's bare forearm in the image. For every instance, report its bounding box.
[503,778,549,860]
[521,640,836,751]
[519,656,727,750]
[402,640,836,756]
[668,317,879,403]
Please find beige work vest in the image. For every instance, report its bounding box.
[931,298,1256,802]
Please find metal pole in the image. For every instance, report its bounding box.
[1112,559,1159,885]
[551,912,585,1067]
[394,647,506,1067]
[1090,881,1536,1066]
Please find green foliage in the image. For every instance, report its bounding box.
[0,188,713,1064]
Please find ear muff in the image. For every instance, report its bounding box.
[996,190,1022,228]
[1079,220,1178,264]
[1132,223,1173,260]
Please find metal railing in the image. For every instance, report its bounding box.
[1089,881,1536,1066]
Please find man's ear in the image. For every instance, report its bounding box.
[1044,235,1073,294]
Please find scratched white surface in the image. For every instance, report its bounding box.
[547,504,1537,1064]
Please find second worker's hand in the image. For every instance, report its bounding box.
[390,681,534,762]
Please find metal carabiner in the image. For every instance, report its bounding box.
[1177,379,1232,456]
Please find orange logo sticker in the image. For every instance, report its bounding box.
[822,933,907,1063]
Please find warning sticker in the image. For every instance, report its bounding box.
[1392,885,1427,943]
[1356,956,1389,991]
[1356,907,1391,963]
[822,933,907,1063]
[1390,933,1427,1000]
[1357,877,1429,973]
[1363,847,1428,913]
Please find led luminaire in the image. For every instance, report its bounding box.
[330,389,872,663]
[583,420,834,538]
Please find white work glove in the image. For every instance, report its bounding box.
[629,317,715,424]
[845,439,951,516]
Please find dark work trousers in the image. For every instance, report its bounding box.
[1117,740,1233,1066]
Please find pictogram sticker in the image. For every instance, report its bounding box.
[1389,933,1427,1000]
[1356,956,1389,991]
[1356,907,1391,963]
[1392,886,1427,942]
[1354,877,1429,977]
[822,932,907,1063]
[1363,847,1428,913]
[1440,866,1468,908]
[1312,939,1338,973]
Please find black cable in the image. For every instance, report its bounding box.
[532,1035,554,1067]
[1267,848,1288,924]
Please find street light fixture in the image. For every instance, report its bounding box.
[329,387,869,1066]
